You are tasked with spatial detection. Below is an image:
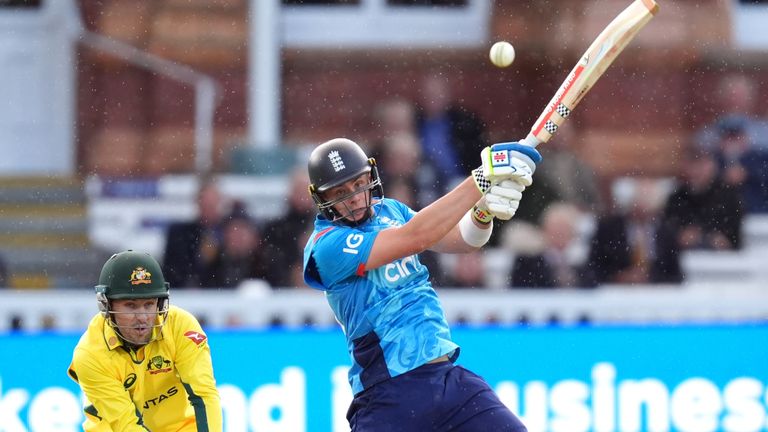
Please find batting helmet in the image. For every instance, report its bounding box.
[308,138,383,221]
[95,250,170,319]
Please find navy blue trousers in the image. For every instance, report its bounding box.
[347,361,527,431]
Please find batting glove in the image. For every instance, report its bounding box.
[483,179,527,220]
[471,142,542,194]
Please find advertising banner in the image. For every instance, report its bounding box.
[1,324,766,432]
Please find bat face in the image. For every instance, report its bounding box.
[524,0,659,147]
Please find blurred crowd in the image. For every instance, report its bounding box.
[1,72,766,300]
[2,71,767,332]
[137,71,766,293]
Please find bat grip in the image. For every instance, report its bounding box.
[519,133,541,148]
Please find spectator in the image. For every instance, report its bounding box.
[163,178,228,288]
[0,253,7,287]
[442,250,487,288]
[585,178,682,285]
[712,118,768,213]
[695,73,768,152]
[664,147,743,250]
[511,123,595,225]
[369,97,419,159]
[202,202,269,288]
[536,123,603,213]
[261,167,316,288]
[415,72,489,200]
[377,132,437,209]
[506,202,595,288]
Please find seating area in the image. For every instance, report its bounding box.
[0,177,107,289]
[80,172,768,291]
[681,215,768,285]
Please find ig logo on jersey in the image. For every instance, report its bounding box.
[343,233,363,255]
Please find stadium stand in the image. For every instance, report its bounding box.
[0,177,108,289]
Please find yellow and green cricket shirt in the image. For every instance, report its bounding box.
[68,305,222,431]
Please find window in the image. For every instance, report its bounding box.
[0,0,42,7]
[387,0,467,6]
[732,0,768,49]
[281,0,490,48]
[282,0,359,5]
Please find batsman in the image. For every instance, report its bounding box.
[68,250,222,431]
[303,137,539,431]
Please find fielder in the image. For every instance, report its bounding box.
[68,250,222,431]
[303,137,538,431]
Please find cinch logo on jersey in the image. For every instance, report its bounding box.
[146,355,172,375]
[380,255,420,284]
[129,267,152,285]
[492,150,509,166]
[184,330,207,345]
[142,385,178,410]
[328,151,345,172]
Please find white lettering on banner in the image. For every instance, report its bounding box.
[0,376,30,432]
[494,363,768,432]
[5,363,768,431]
[549,380,590,432]
[28,388,80,432]
[343,233,363,255]
[618,378,670,431]
[331,366,352,432]
[722,378,765,432]
[669,378,722,432]
[592,362,616,432]
[248,367,306,432]
[219,384,248,432]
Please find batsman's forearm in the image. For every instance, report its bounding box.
[402,177,483,248]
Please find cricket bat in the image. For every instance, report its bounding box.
[521,0,659,148]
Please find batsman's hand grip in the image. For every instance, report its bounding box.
[519,133,541,148]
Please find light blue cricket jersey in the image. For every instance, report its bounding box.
[303,198,459,395]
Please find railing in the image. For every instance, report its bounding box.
[2,283,766,332]
[76,28,222,173]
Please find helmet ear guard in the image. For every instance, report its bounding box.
[96,284,109,318]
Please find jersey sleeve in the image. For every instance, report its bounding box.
[306,226,378,290]
[170,308,223,432]
[392,199,417,222]
[68,349,151,431]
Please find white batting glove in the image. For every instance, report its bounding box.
[484,179,527,220]
[471,142,542,194]
[471,179,528,223]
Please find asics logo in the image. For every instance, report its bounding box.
[328,151,345,172]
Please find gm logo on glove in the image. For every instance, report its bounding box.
[492,150,510,167]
